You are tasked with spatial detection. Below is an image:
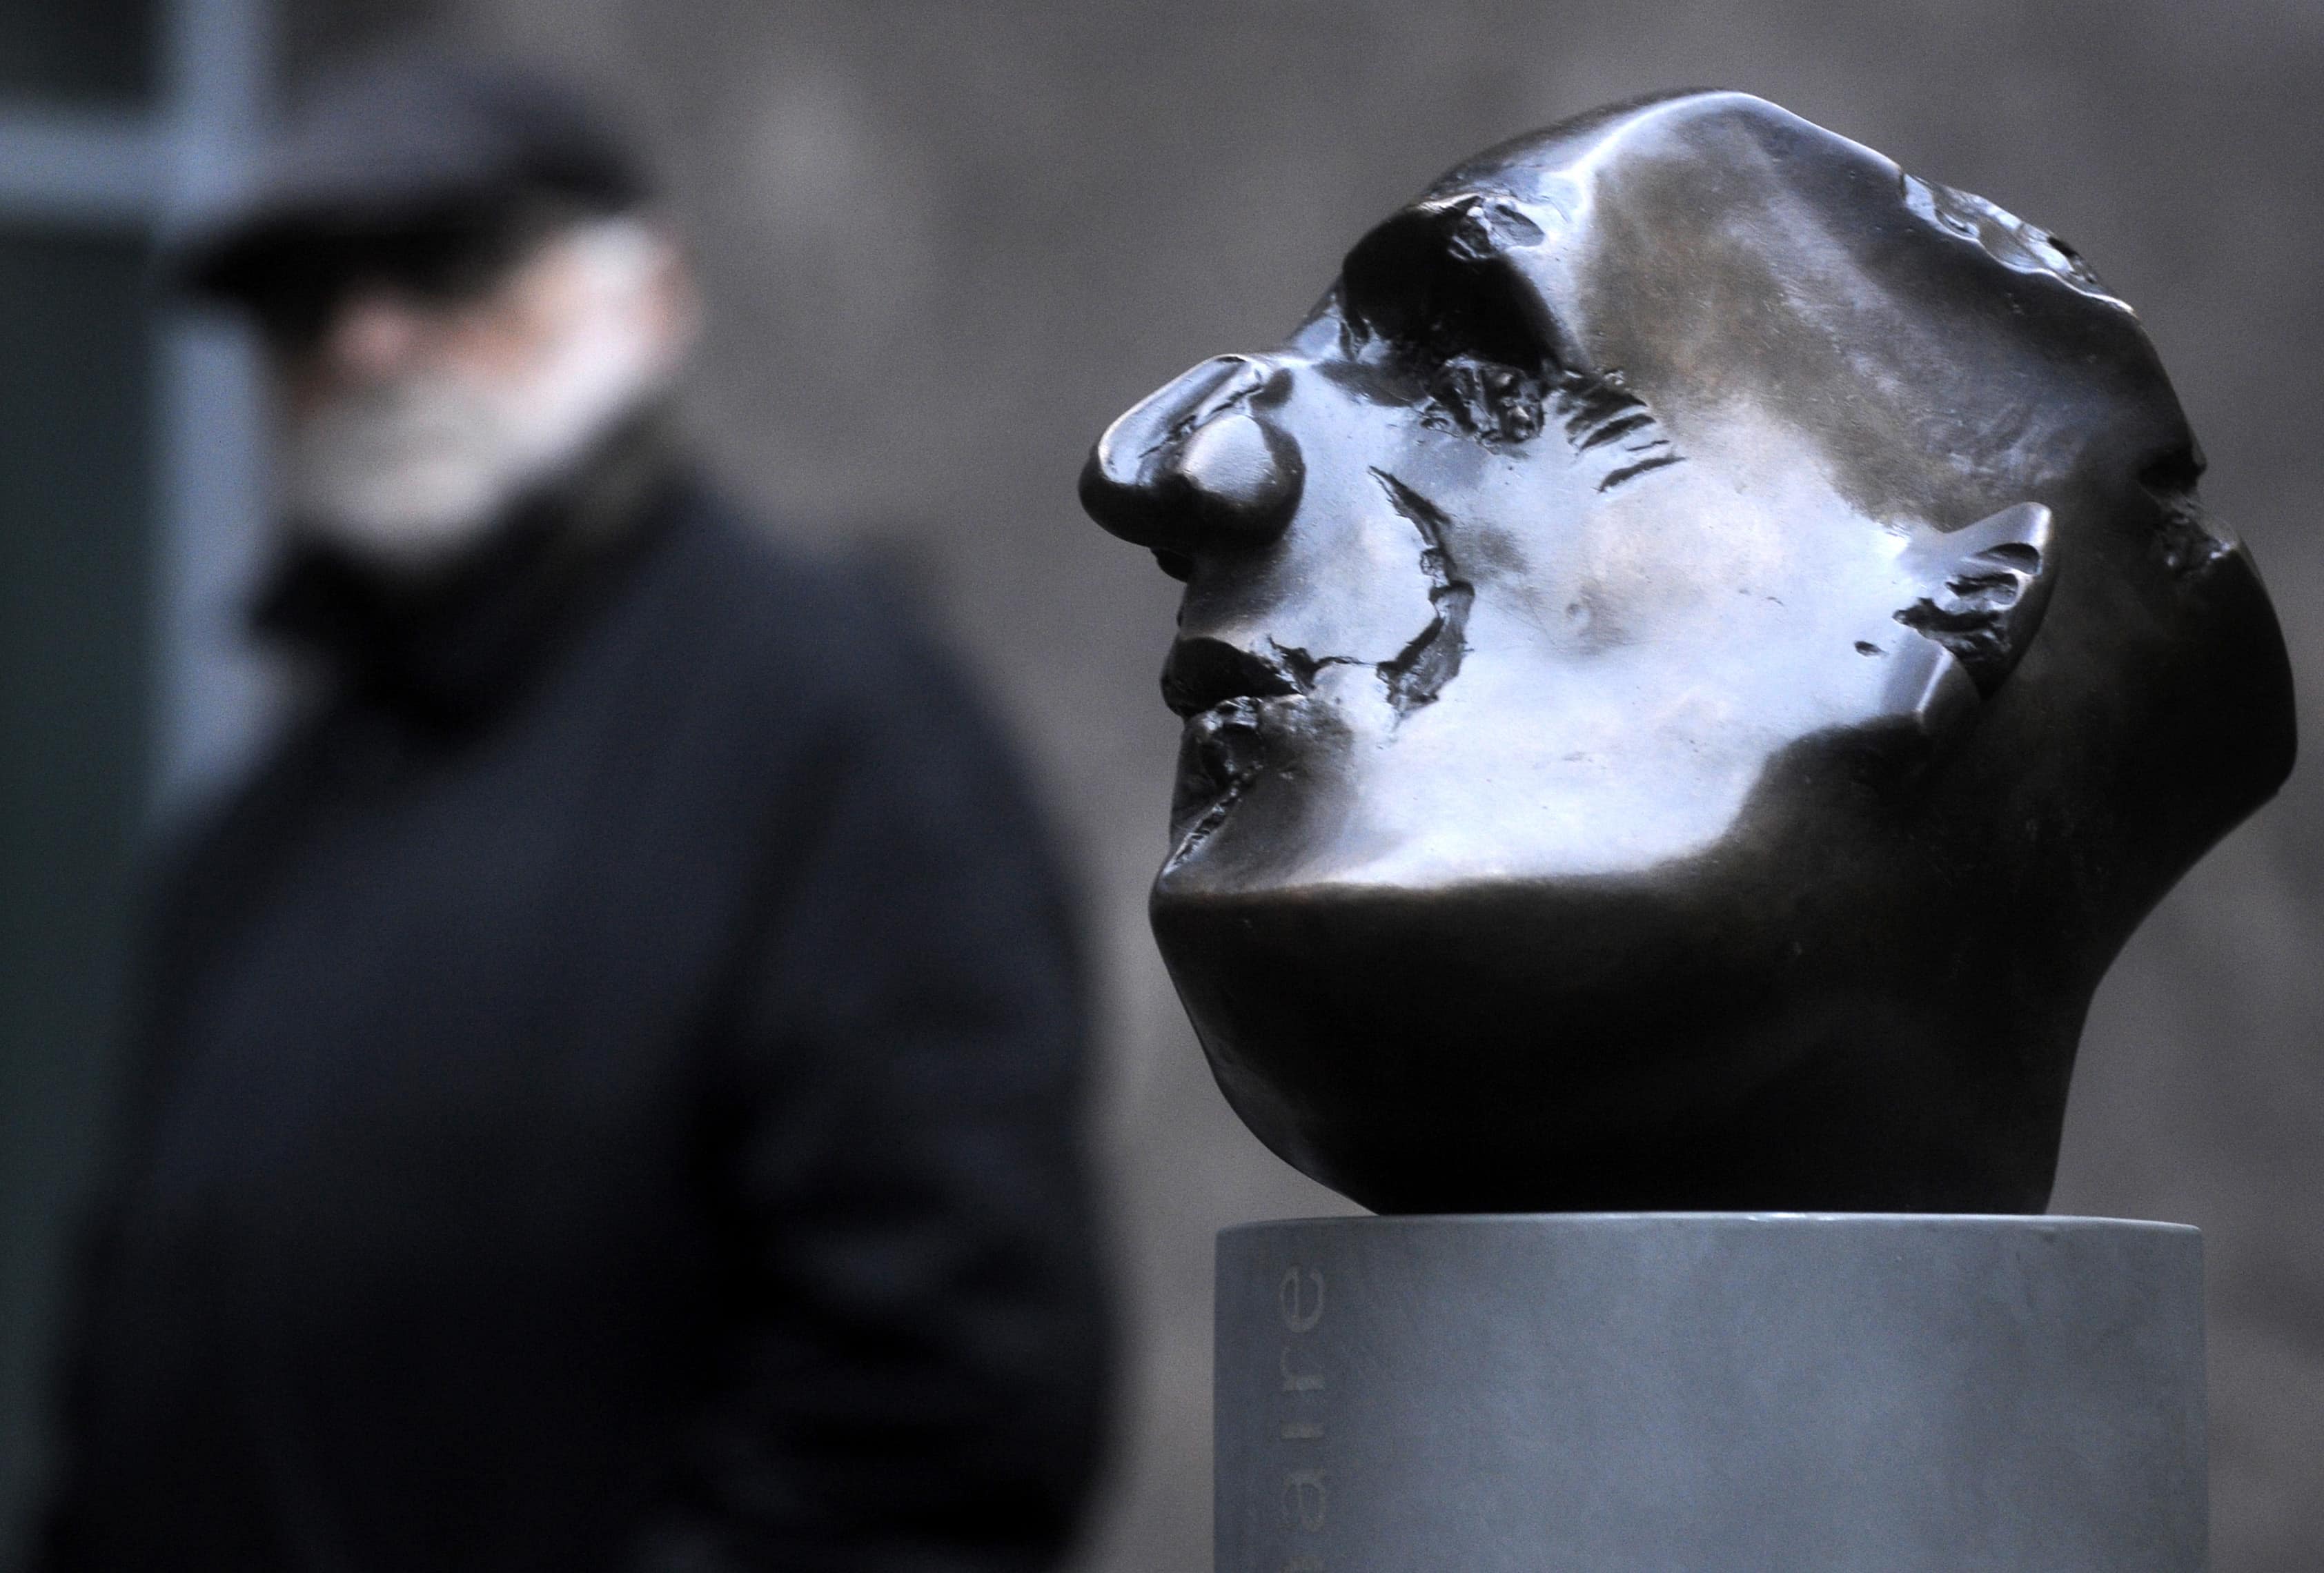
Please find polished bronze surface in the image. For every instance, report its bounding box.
[1081,90,2294,1214]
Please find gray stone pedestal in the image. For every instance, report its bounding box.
[1216,1214,2205,1573]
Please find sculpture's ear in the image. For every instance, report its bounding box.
[1895,502,2056,699]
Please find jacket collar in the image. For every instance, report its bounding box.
[254,406,686,732]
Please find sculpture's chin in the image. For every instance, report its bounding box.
[1149,870,2084,1216]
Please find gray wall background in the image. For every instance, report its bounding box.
[232,3,2324,1570]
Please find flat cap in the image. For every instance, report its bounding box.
[177,49,649,302]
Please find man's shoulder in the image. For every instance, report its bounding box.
[626,479,1052,844]
[653,482,855,635]
[637,477,983,727]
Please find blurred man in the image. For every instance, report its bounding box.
[32,51,1108,1573]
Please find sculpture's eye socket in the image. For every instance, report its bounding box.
[1340,205,1550,379]
[1341,205,1552,445]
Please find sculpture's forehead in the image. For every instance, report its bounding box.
[1361,90,2176,527]
[1412,90,1849,206]
[1413,90,1874,248]
[1355,92,1895,412]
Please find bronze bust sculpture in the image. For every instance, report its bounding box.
[1081,89,2294,1214]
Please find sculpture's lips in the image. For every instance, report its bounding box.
[1169,699,1268,864]
[1162,635,1301,719]
[1163,637,1302,862]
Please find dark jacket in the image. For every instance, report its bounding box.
[35,455,1110,1573]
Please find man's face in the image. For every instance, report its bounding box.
[1085,105,1980,903]
[264,209,694,566]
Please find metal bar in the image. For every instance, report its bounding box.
[0,107,160,227]
[151,0,277,812]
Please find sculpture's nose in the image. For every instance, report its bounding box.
[1079,355,1304,552]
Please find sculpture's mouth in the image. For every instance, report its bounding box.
[1163,636,1301,720]
[1163,637,1303,864]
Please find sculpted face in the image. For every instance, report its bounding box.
[1083,92,2294,1214]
